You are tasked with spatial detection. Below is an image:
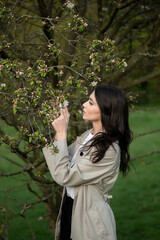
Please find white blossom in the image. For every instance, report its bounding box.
[63,100,69,107]
[67,2,74,9]
[19,71,24,75]
[59,70,63,76]
[124,62,128,67]
[84,22,88,27]
[91,81,97,87]
[78,110,82,114]
[1,83,6,88]
[59,103,62,108]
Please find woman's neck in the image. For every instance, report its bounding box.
[92,121,103,135]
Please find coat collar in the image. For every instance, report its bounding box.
[76,128,93,145]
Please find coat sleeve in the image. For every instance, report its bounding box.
[42,139,120,187]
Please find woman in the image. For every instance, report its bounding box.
[43,85,132,240]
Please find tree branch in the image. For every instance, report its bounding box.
[27,183,42,199]
[99,0,139,34]
[111,16,160,85]
[0,155,23,168]
[0,169,28,178]
[115,17,155,45]
[0,156,53,186]
[17,2,38,15]
[19,190,55,217]
[131,151,160,161]
[147,14,160,48]
[116,0,140,9]
[133,129,160,139]
[119,69,160,89]
[108,2,137,39]
[99,7,118,35]
[1,186,61,218]
[28,171,53,185]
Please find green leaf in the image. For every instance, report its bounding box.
[35,131,39,136]
[13,108,17,114]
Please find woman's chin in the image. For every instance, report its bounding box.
[83,115,87,120]
[83,116,89,122]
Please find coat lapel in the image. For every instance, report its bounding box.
[74,128,93,152]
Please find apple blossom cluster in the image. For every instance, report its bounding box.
[85,38,128,86]
[0,6,14,22]
[71,14,88,32]
[0,134,17,151]
[63,0,75,9]
[62,0,88,33]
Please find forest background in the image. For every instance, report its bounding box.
[0,0,160,239]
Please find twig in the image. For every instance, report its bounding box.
[134,129,160,139]
[27,183,42,199]
[120,52,160,58]
[19,187,61,217]
[0,169,28,177]
[131,151,160,161]
[0,155,23,168]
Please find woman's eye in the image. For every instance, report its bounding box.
[89,102,93,105]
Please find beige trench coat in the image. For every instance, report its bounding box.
[43,129,120,240]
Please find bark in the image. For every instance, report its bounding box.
[97,0,103,29]
[39,185,56,233]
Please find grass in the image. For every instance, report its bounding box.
[110,106,160,240]
[0,106,160,240]
[0,123,53,240]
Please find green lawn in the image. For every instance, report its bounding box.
[110,107,160,240]
[0,107,160,240]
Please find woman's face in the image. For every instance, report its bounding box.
[83,91,101,122]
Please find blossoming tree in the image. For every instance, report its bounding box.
[0,0,160,238]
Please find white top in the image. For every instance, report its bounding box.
[66,133,94,199]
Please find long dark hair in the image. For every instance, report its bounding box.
[83,85,132,176]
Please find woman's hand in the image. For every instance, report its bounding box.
[52,106,70,140]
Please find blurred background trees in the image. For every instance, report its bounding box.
[0,0,160,239]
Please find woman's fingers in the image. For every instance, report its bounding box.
[64,106,70,120]
[60,108,64,119]
[51,105,70,131]
[59,107,70,121]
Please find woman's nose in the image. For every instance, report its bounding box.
[83,102,86,108]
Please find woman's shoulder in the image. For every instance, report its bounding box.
[100,142,120,166]
[112,141,120,152]
[106,141,120,156]
[76,128,93,142]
